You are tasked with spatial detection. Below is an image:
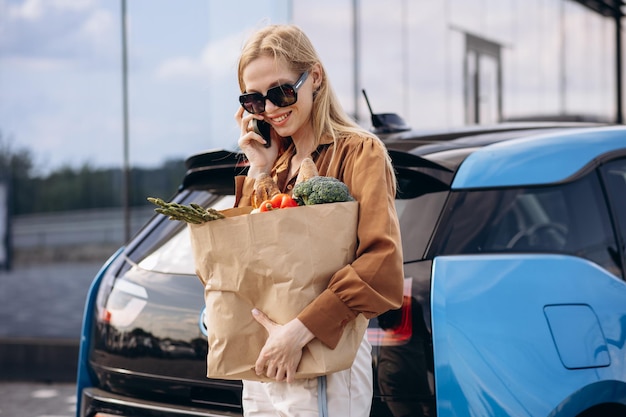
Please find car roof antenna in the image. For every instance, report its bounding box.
[362,89,410,135]
[362,89,383,129]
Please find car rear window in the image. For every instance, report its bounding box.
[429,171,622,277]
[601,158,626,270]
[132,188,447,272]
[129,193,234,275]
[396,191,448,262]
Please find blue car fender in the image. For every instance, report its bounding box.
[431,254,626,417]
[75,246,125,417]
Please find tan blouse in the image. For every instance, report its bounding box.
[234,133,404,349]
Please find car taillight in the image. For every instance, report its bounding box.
[98,275,148,327]
[95,257,148,328]
[368,278,413,346]
[94,260,120,325]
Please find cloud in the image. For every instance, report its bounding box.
[155,56,202,79]
[8,0,95,20]
[0,0,117,70]
[154,31,243,81]
[6,0,95,20]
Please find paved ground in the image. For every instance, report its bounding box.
[0,262,104,339]
[0,261,106,384]
[0,382,76,417]
[0,211,147,415]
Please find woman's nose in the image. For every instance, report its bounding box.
[263,98,279,114]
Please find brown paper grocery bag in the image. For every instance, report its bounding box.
[188,201,368,381]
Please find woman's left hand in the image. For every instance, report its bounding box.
[252,308,315,383]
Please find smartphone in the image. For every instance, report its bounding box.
[252,119,272,148]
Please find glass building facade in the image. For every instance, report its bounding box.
[291,0,623,129]
[0,0,622,170]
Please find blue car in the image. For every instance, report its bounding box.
[76,121,626,417]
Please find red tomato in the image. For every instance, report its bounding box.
[270,193,288,208]
[269,193,298,209]
[279,195,298,208]
[259,200,274,212]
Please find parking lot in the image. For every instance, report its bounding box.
[0,207,153,415]
[0,382,76,417]
[0,261,104,416]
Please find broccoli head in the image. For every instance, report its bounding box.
[292,176,354,205]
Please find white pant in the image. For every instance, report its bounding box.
[242,335,373,417]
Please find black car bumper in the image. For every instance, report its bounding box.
[80,387,241,417]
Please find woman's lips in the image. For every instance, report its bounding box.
[269,111,291,125]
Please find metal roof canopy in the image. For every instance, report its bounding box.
[573,0,625,123]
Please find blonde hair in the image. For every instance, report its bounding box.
[237,24,378,145]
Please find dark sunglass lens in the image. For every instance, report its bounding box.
[240,93,265,114]
[267,85,297,107]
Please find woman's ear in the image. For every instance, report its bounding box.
[310,63,323,89]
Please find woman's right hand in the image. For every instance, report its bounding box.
[235,107,279,178]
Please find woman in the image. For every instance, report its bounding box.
[234,24,404,416]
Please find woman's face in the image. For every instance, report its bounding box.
[242,55,316,141]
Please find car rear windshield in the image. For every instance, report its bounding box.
[396,191,449,262]
[131,189,448,272]
[129,192,234,275]
[429,171,622,278]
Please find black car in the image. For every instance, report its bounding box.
[76,119,626,417]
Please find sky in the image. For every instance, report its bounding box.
[0,0,621,175]
[0,0,291,174]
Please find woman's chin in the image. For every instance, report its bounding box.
[274,126,294,139]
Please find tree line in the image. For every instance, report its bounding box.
[0,133,186,216]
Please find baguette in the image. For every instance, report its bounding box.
[295,157,319,185]
[253,173,281,208]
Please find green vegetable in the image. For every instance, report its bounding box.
[292,176,354,205]
[147,197,225,224]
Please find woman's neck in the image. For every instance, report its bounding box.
[290,121,316,157]
[287,135,316,181]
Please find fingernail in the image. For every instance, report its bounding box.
[251,308,259,316]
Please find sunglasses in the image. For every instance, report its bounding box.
[239,71,309,114]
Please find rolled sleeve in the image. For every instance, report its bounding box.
[298,288,357,348]
[297,135,404,348]
[234,175,256,207]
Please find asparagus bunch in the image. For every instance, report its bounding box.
[147,197,225,224]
